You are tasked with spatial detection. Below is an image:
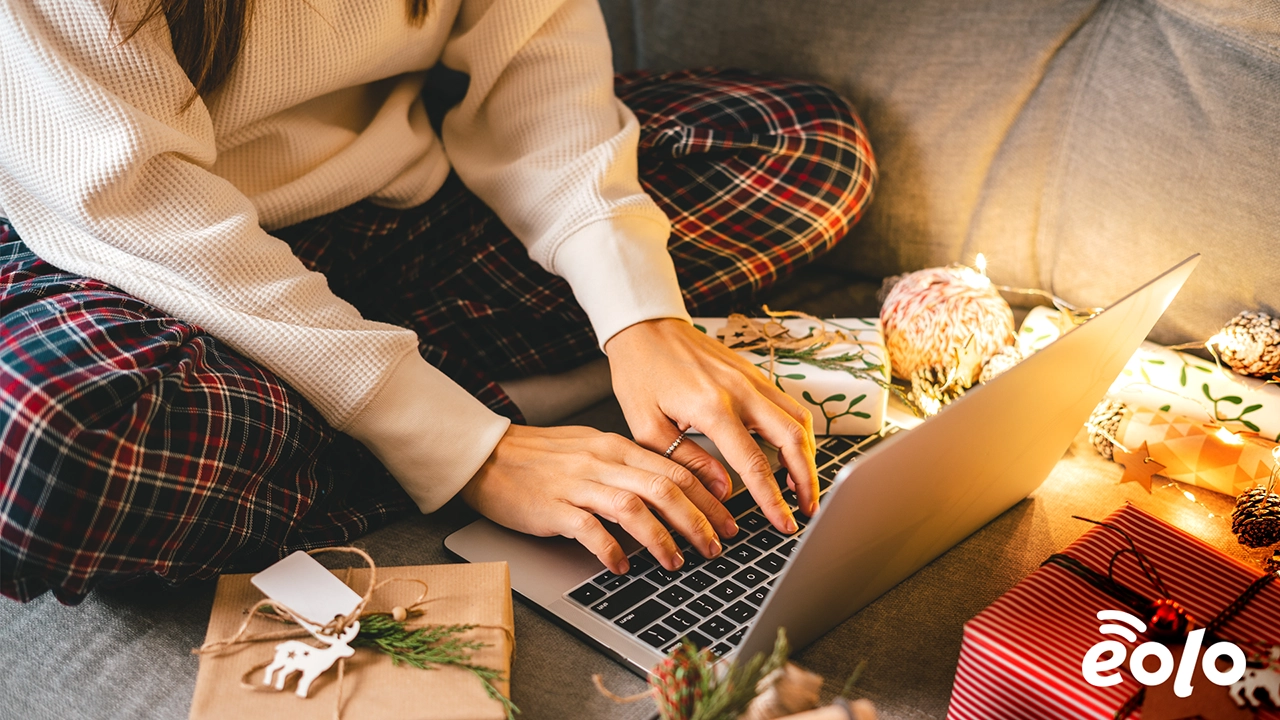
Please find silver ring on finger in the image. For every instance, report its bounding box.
[663,432,688,459]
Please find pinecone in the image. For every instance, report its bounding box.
[1266,550,1280,574]
[1087,398,1127,461]
[1216,311,1280,377]
[1232,485,1280,548]
[910,366,966,415]
[979,344,1024,384]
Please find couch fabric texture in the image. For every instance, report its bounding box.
[3,0,1278,718]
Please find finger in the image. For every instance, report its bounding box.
[572,476,685,571]
[701,414,796,534]
[633,418,733,501]
[549,502,629,574]
[624,445,739,543]
[746,399,819,518]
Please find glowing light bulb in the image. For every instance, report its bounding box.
[975,253,988,276]
[1183,490,1196,503]
[1214,426,1243,445]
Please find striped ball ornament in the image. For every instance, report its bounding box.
[880,265,1016,409]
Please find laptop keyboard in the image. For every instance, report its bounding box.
[563,434,869,658]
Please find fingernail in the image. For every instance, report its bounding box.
[618,560,630,574]
[784,517,798,534]
[709,537,722,557]
[726,521,740,538]
[713,480,728,500]
[673,550,685,569]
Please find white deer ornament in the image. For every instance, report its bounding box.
[1230,646,1280,709]
[263,619,360,698]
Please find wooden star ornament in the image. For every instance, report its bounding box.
[1114,441,1167,493]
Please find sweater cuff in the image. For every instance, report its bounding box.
[553,216,692,350]
[342,351,511,513]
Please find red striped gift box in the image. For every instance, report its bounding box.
[948,504,1280,719]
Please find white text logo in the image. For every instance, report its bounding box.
[1081,610,1246,697]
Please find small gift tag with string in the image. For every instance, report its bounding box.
[250,551,363,698]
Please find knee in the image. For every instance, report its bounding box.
[774,80,878,252]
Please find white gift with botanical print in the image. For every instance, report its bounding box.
[690,316,891,435]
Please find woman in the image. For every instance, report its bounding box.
[0,0,874,602]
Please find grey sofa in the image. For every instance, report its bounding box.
[3,1,1278,718]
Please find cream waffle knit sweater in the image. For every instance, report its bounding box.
[0,0,690,511]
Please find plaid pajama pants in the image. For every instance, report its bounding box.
[0,68,875,603]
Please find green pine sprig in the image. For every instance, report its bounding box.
[760,344,924,417]
[352,614,519,719]
[651,629,790,720]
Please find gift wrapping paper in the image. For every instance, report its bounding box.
[190,562,514,720]
[948,504,1280,719]
[691,317,889,435]
[1019,306,1280,443]
[1116,408,1279,497]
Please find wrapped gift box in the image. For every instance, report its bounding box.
[691,317,890,435]
[948,504,1280,719]
[190,562,514,720]
[1019,306,1280,443]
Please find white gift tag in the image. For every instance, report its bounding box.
[251,551,362,624]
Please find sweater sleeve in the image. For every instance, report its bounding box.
[0,0,510,513]
[441,0,692,348]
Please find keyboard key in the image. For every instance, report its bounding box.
[724,490,757,517]
[744,587,769,606]
[657,585,693,606]
[726,545,761,564]
[781,489,798,507]
[711,642,733,657]
[682,552,706,569]
[687,596,724,617]
[590,580,658,619]
[824,436,855,455]
[679,571,715,592]
[755,553,786,575]
[616,599,668,633]
[737,511,768,533]
[709,580,746,603]
[815,447,837,467]
[684,630,713,649]
[699,615,735,639]
[627,553,656,574]
[747,530,784,551]
[593,570,623,586]
[638,624,677,649]
[664,630,714,653]
[818,477,833,491]
[731,567,767,589]
[661,609,699,632]
[773,467,789,490]
[601,574,631,591]
[726,626,747,646]
[723,601,758,624]
[645,567,681,586]
[776,539,798,557]
[705,557,740,578]
[568,583,605,606]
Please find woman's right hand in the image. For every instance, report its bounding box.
[459,424,740,574]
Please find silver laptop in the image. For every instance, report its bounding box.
[445,256,1198,672]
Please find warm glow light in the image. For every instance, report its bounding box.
[975,253,988,276]
[1214,426,1243,445]
[1183,490,1197,502]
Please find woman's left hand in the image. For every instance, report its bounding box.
[605,318,819,535]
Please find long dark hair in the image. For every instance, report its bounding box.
[117,0,431,100]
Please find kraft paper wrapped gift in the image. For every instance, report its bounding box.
[189,562,513,720]
[691,317,890,435]
[1019,306,1280,443]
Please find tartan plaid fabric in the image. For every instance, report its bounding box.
[0,68,875,602]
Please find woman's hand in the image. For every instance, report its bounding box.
[459,424,738,574]
[605,318,819,533]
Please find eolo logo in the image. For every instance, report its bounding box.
[1081,610,1246,695]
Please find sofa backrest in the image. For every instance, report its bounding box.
[600,0,1280,343]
